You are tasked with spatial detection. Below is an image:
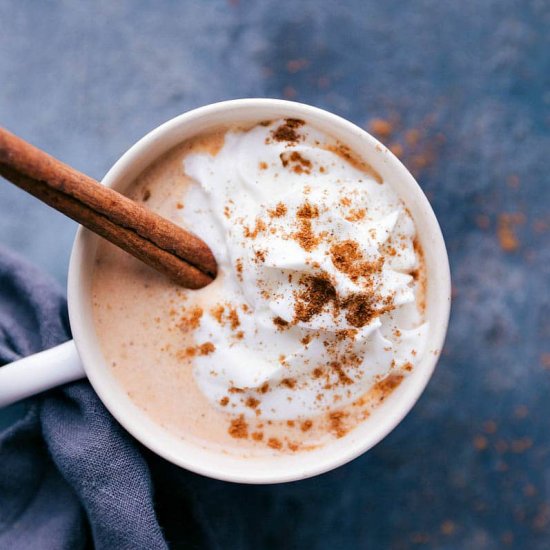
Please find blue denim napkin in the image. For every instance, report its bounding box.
[0,246,169,549]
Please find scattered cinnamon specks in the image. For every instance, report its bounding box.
[235,258,243,280]
[243,218,267,239]
[366,115,444,178]
[268,202,287,218]
[328,410,349,438]
[273,316,289,329]
[280,150,312,174]
[286,58,309,73]
[473,435,489,450]
[497,213,524,252]
[301,419,313,432]
[281,378,297,389]
[294,275,336,323]
[179,307,203,331]
[198,342,215,355]
[211,304,225,324]
[270,118,305,143]
[228,307,240,330]
[245,396,260,409]
[267,437,283,450]
[440,520,456,536]
[372,373,404,401]
[228,415,248,439]
[345,208,366,222]
[368,118,394,138]
[326,143,383,183]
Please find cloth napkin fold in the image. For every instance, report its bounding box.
[0,246,170,549]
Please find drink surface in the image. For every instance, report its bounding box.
[92,119,428,456]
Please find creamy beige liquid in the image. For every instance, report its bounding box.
[92,129,423,457]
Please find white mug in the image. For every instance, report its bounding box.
[0,99,451,483]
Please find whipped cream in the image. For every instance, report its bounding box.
[181,119,428,420]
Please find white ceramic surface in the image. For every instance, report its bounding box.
[0,99,451,484]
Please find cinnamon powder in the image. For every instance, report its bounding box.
[270,119,305,143]
[228,415,248,439]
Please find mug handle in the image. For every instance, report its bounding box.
[0,341,86,408]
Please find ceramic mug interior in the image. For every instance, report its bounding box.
[68,99,451,484]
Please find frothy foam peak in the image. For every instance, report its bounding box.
[180,119,428,419]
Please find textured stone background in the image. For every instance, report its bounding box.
[0,1,549,548]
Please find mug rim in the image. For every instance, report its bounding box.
[68,98,451,483]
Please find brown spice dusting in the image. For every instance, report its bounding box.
[293,218,320,251]
[330,240,383,282]
[243,218,267,239]
[280,150,313,174]
[483,420,498,434]
[176,202,184,209]
[268,202,288,218]
[312,367,324,379]
[301,420,313,432]
[228,387,244,394]
[340,197,352,207]
[403,362,413,372]
[251,431,264,441]
[245,396,260,409]
[281,378,297,389]
[328,410,349,438]
[368,118,393,138]
[271,119,305,143]
[211,304,225,324]
[389,143,403,157]
[180,346,196,358]
[259,161,268,170]
[474,435,489,450]
[235,258,243,280]
[228,415,248,439]
[326,143,383,184]
[198,342,215,355]
[228,307,240,330]
[273,316,289,329]
[179,307,203,331]
[341,293,378,328]
[259,382,270,394]
[301,334,312,345]
[219,396,229,407]
[255,250,266,262]
[497,213,524,252]
[405,129,420,146]
[287,420,295,427]
[345,208,366,222]
[294,275,336,323]
[287,58,309,73]
[297,202,319,219]
[330,362,354,385]
[372,373,404,400]
[267,437,283,450]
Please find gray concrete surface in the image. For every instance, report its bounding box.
[0,1,549,548]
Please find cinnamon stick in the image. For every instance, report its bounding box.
[0,127,217,289]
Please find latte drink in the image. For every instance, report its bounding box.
[92,118,427,456]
